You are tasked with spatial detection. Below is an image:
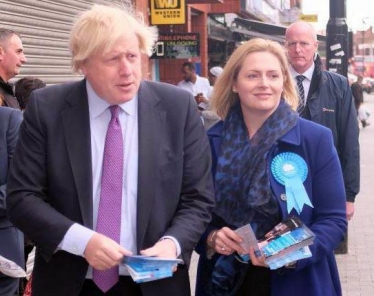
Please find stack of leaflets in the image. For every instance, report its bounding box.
[122,255,182,283]
[235,216,315,270]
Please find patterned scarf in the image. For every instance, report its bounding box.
[207,99,298,295]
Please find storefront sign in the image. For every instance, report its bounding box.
[151,33,200,59]
[150,0,185,25]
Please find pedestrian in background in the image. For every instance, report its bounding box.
[6,4,214,296]
[201,66,224,130]
[195,38,347,296]
[208,66,223,91]
[178,61,211,110]
[0,29,27,109]
[285,20,360,221]
[14,77,46,111]
[351,75,370,128]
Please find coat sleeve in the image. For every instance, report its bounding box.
[0,109,22,217]
[295,127,347,271]
[161,93,216,265]
[337,80,360,202]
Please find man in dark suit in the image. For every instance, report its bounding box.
[6,4,214,296]
[0,106,23,295]
[285,21,359,221]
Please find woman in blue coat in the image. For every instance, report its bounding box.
[195,38,347,296]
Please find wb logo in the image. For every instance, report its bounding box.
[154,0,181,9]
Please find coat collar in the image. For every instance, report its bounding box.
[208,118,302,147]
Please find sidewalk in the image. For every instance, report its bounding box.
[335,93,374,296]
[189,93,374,296]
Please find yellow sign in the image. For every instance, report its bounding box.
[150,0,185,25]
[300,14,318,22]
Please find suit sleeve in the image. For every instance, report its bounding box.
[162,94,215,265]
[0,109,22,217]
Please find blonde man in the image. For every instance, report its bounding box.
[6,4,214,296]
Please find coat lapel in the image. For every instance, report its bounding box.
[136,81,165,249]
[61,80,93,229]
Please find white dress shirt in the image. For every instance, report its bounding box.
[58,81,181,277]
[59,81,139,276]
[290,63,315,101]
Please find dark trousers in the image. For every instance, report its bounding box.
[236,264,270,296]
[80,277,142,296]
[0,274,19,296]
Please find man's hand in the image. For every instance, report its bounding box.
[346,201,355,221]
[194,94,208,105]
[84,233,132,270]
[140,239,177,259]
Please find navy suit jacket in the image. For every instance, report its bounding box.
[0,107,24,272]
[6,80,215,296]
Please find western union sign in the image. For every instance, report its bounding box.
[150,0,186,25]
[300,14,318,22]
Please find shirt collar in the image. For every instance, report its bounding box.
[290,63,315,82]
[86,80,137,119]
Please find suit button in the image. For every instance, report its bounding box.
[280,194,287,201]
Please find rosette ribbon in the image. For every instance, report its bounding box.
[271,152,313,214]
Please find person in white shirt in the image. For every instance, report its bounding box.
[201,66,224,130]
[178,62,211,110]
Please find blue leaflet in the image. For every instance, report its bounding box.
[122,255,182,283]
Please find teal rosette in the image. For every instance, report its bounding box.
[271,152,313,214]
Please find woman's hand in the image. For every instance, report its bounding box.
[248,246,268,268]
[207,227,247,256]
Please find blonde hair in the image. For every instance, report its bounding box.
[69,4,158,72]
[211,38,298,119]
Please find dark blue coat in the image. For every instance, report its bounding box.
[196,118,347,296]
[0,107,24,278]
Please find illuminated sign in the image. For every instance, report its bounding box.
[150,33,200,59]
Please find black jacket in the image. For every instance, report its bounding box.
[0,77,20,109]
[300,56,360,202]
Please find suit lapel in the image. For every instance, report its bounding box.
[136,81,165,249]
[61,81,93,229]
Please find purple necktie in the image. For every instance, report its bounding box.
[93,105,123,292]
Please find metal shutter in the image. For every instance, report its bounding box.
[0,0,130,84]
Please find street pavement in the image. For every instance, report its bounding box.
[189,92,374,296]
[336,92,374,296]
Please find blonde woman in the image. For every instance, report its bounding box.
[195,38,346,296]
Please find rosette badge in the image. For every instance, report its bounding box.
[271,152,313,214]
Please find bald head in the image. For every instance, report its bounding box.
[285,21,318,74]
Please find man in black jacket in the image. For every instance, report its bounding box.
[0,28,27,109]
[285,21,360,221]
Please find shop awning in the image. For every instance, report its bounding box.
[232,18,327,43]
